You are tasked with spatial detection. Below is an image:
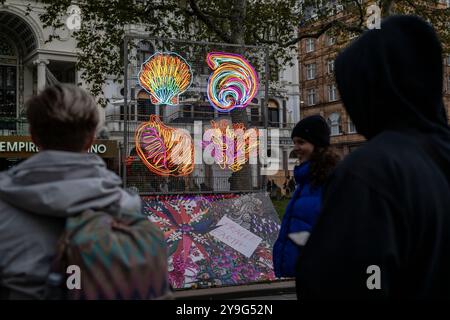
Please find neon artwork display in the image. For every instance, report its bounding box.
[203,120,259,172]
[135,115,194,176]
[138,52,193,106]
[206,52,259,112]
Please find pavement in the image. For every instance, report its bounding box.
[173,280,297,300]
[236,293,297,300]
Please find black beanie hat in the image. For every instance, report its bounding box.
[291,115,331,147]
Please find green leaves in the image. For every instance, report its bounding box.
[39,0,449,108]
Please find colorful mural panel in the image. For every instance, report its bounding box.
[142,192,280,289]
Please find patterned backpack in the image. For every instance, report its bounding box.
[49,209,171,300]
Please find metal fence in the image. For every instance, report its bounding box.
[122,35,270,194]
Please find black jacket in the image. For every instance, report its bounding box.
[296,15,450,299]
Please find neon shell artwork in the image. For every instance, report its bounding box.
[138,52,193,106]
[203,120,259,172]
[135,115,194,176]
[206,52,259,112]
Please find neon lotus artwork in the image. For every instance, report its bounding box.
[206,52,259,112]
[203,120,259,172]
[135,115,194,176]
[138,52,193,106]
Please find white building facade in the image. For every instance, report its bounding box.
[0,0,301,190]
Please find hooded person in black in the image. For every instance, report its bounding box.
[296,15,450,299]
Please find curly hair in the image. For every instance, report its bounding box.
[308,146,341,189]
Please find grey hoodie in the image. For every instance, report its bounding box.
[0,151,141,299]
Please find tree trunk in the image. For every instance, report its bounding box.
[228,0,253,191]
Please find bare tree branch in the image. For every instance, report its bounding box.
[188,0,232,43]
[252,1,367,48]
[202,10,233,20]
[254,17,365,48]
[351,0,366,29]
[403,0,421,13]
[143,4,178,12]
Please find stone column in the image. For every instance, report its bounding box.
[33,59,49,92]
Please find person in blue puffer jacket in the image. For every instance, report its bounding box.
[273,115,340,277]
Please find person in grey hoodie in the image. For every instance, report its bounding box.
[0,84,160,299]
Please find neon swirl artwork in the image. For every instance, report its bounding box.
[203,120,259,172]
[206,52,259,112]
[138,52,193,106]
[135,115,194,176]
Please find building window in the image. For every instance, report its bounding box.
[120,104,136,121]
[327,35,336,46]
[348,119,356,133]
[327,113,341,136]
[306,63,316,80]
[0,66,17,131]
[137,40,155,66]
[327,59,335,74]
[306,38,315,53]
[137,99,155,121]
[136,91,155,121]
[268,99,279,125]
[250,107,260,125]
[268,109,279,126]
[307,88,316,106]
[0,40,15,57]
[328,84,337,102]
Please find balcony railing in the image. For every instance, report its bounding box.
[0,117,29,136]
[105,112,297,129]
[165,109,216,123]
[125,157,263,194]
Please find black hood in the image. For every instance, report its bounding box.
[335,15,449,140]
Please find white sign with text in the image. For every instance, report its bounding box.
[209,216,262,258]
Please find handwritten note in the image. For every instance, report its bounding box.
[209,216,262,258]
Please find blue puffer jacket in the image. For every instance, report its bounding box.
[273,161,323,277]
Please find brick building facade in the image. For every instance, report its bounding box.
[298,33,450,157]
